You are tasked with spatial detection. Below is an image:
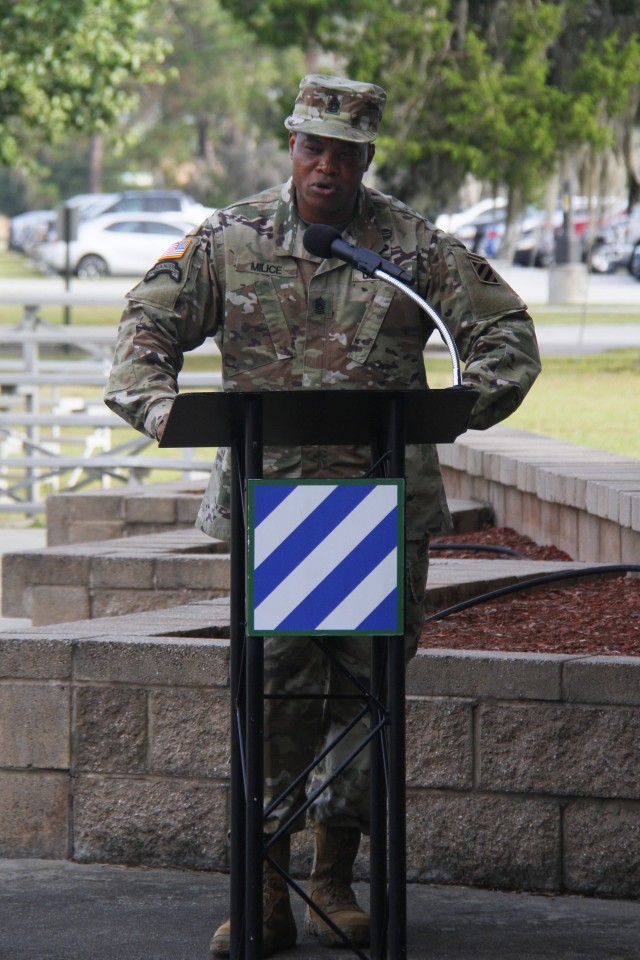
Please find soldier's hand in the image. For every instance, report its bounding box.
[156,413,169,441]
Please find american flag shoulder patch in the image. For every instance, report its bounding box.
[158,238,192,261]
[468,253,500,284]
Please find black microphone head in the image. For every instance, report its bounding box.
[303,224,341,259]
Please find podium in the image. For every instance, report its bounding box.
[160,385,478,960]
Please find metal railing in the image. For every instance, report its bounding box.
[0,302,219,513]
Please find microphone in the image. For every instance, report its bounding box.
[303,224,415,286]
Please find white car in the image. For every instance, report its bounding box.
[35,212,204,278]
[63,189,211,225]
[435,197,508,234]
[9,209,57,252]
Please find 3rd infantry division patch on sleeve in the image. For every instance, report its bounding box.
[468,252,501,284]
[158,238,192,260]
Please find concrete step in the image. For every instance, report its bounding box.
[1,498,496,626]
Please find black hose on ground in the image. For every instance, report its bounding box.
[424,564,640,624]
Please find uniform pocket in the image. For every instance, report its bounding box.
[223,276,295,373]
[347,281,423,386]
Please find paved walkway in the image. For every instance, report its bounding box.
[532,321,640,354]
[0,859,638,960]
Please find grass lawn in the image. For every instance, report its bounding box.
[2,246,639,462]
[0,247,44,279]
[2,302,639,328]
[532,308,640,325]
[427,349,640,460]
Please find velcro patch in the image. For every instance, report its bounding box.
[310,294,333,317]
[144,261,182,284]
[158,238,192,261]
[468,253,500,284]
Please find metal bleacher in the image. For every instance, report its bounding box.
[0,302,219,514]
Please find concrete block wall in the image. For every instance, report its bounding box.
[3,530,230,624]
[45,485,493,549]
[2,601,639,899]
[46,480,206,546]
[0,602,231,868]
[6,499,499,625]
[3,531,594,626]
[45,426,640,567]
[437,426,640,564]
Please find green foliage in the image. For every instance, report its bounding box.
[3,0,640,223]
[219,0,377,49]
[110,0,305,206]
[0,0,169,166]
[219,0,640,220]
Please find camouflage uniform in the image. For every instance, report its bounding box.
[105,83,540,837]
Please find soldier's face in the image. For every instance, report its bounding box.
[289,133,375,224]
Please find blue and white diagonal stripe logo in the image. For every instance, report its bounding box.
[248,480,404,635]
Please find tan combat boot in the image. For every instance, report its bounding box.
[210,835,297,957]
[304,823,370,947]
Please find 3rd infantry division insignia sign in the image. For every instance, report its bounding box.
[247,479,404,636]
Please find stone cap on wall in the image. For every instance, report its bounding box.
[437,426,640,533]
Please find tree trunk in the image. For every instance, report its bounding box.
[88,133,104,194]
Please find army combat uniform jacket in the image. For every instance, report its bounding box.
[105,179,541,546]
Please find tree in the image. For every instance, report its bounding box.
[220,0,640,235]
[124,0,305,206]
[0,0,169,167]
[547,0,640,211]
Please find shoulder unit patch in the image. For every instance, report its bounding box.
[468,253,500,284]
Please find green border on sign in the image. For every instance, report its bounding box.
[247,478,405,637]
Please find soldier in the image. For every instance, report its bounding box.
[105,74,541,956]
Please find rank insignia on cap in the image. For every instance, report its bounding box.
[468,253,500,284]
[158,238,191,261]
[326,95,341,114]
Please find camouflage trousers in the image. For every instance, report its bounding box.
[262,539,429,836]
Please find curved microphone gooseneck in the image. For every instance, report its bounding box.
[303,224,463,387]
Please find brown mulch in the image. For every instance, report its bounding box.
[420,527,640,657]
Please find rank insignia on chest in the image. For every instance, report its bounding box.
[311,295,333,317]
[158,238,192,261]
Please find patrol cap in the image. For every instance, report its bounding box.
[284,74,387,143]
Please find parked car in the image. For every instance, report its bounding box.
[449,204,555,266]
[66,190,211,242]
[66,189,211,224]
[13,189,212,254]
[440,194,631,268]
[8,209,57,253]
[630,241,640,281]
[434,197,507,235]
[34,212,201,278]
[584,203,640,274]
[513,221,555,267]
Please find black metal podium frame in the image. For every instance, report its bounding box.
[160,386,478,960]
